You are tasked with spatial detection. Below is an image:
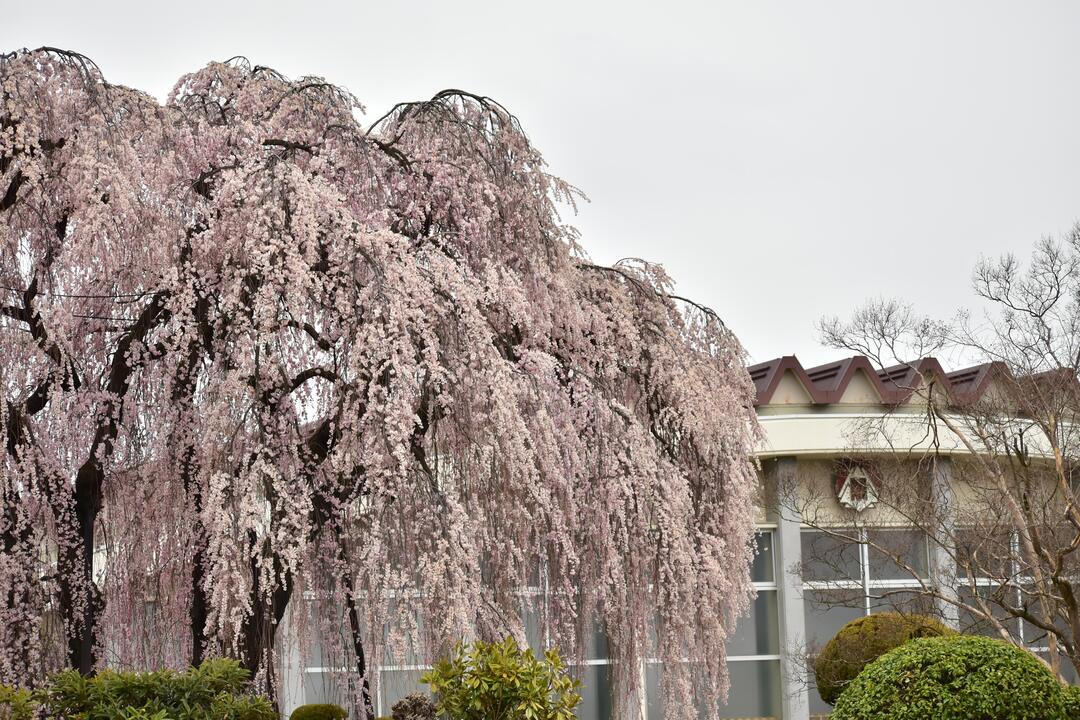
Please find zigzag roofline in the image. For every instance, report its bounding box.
[748,355,1010,407]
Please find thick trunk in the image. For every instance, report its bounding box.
[180,393,208,666]
[179,295,212,667]
[239,531,293,705]
[189,518,209,666]
[0,483,36,680]
[58,292,168,674]
[60,461,104,674]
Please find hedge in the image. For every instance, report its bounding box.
[831,635,1068,720]
[813,612,955,705]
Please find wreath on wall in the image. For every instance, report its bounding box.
[834,461,881,512]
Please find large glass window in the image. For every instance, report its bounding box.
[378,669,429,715]
[297,529,780,720]
[644,659,782,720]
[955,528,1073,674]
[643,529,781,720]
[726,529,781,719]
[801,527,931,718]
[801,530,861,583]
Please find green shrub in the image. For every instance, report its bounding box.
[1063,685,1080,718]
[813,612,955,705]
[35,658,274,720]
[0,684,37,720]
[422,637,581,720]
[289,703,348,720]
[831,635,1068,720]
[391,693,436,720]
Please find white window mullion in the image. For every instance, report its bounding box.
[860,528,872,616]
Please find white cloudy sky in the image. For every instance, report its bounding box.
[5,1,1080,365]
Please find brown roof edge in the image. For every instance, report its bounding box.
[749,355,1014,407]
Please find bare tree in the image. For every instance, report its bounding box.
[800,229,1080,683]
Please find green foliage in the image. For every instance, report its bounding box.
[422,637,581,720]
[1062,685,1080,718]
[289,703,348,720]
[391,693,436,720]
[0,684,37,720]
[831,635,1069,720]
[25,658,274,720]
[813,612,956,705]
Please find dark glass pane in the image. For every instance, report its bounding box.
[522,595,544,655]
[1036,652,1079,684]
[575,664,613,720]
[956,527,1014,580]
[868,589,936,616]
[645,664,664,720]
[645,661,781,720]
[379,669,428,717]
[867,529,929,580]
[801,530,862,582]
[1017,584,1072,650]
[382,600,425,665]
[752,531,775,584]
[727,590,779,656]
[584,622,609,661]
[307,599,351,670]
[808,669,833,718]
[720,660,781,719]
[803,589,864,651]
[957,585,1022,641]
[303,670,348,709]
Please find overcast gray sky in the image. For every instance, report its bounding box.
[5,1,1080,366]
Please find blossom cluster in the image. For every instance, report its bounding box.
[1,49,760,718]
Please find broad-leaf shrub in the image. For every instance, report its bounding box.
[0,658,274,720]
[422,637,581,720]
[831,635,1069,720]
[0,684,35,720]
[289,703,348,720]
[813,612,955,705]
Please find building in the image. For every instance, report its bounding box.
[281,354,1071,719]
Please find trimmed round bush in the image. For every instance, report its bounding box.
[290,703,348,720]
[831,635,1068,720]
[1063,685,1080,718]
[814,612,955,705]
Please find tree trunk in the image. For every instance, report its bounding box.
[60,461,104,674]
[188,511,209,666]
[239,531,293,707]
[343,571,376,720]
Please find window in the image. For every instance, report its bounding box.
[296,529,780,720]
[378,669,429,714]
[645,529,781,720]
[801,527,931,717]
[644,659,782,720]
[955,528,1074,673]
[724,529,781,719]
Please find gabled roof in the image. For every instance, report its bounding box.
[749,355,1009,407]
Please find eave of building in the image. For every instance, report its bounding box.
[750,354,1061,460]
[749,355,1008,408]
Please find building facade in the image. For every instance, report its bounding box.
[281,354,1065,719]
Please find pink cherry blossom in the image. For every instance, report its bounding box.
[1,48,760,719]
